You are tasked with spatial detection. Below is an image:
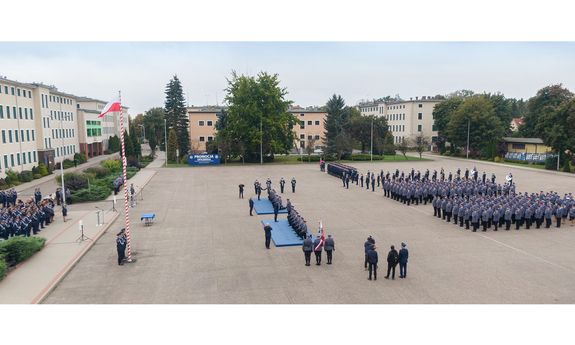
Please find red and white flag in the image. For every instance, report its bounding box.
[98,97,121,118]
[314,220,325,251]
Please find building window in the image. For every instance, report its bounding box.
[8,130,12,143]
[432,124,437,131]
[207,120,213,126]
[17,153,20,165]
[511,143,526,150]
[300,141,305,148]
[300,113,304,117]
[199,121,205,126]
[199,136,205,142]
[17,89,21,97]
[315,120,320,125]
[207,136,213,142]
[300,121,305,129]
[30,108,33,120]
[308,135,313,140]
[32,130,35,141]
[418,113,422,120]
[3,155,7,169]
[28,90,32,98]
[418,125,422,132]
[6,106,10,119]
[314,135,320,140]
[0,105,3,119]
[11,87,15,95]
[300,134,305,139]
[23,153,27,164]
[19,107,22,119]
[10,154,14,167]
[1,130,5,143]
[28,152,31,163]
[33,151,37,162]
[418,104,423,108]
[307,120,312,125]
[15,130,18,142]
[26,130,30,141]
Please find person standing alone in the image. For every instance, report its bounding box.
[263,223,273,249]
[116,228,127,266]
[238,184,245,199]
[398,242,409,278]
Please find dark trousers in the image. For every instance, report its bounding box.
[265,236,271,249]
[446,212,451,222]
[292,186,295,193]
[249,206,253,216]
[472,222,478,232]
[386,263,397,279]
[274,212,278,222]
[399,262,407,278]
[304,251,312,265]
[117,246,125,265]
[546,218,552,228]
[326,250,333,264]
[506,220,511,230]
[314,251,322,265]
[368,262,377,280]
[364,254,369,268]
[556,217,562,228]
[239,191,243,198]
[280,186,284,193]
[536,219,542,228]
[465,220,470,229]
[482,221,488,231]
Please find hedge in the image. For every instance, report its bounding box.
[349,154,385,161]
[19,170,33,182]
[0,236,46,269]
[70,185,111,202]
[101,159,122,172]
[85,166,111,179]
[0,259,6,281]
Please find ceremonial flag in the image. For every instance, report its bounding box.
[314,220,325,251]
[98,97,121,118]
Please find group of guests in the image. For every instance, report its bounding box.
[433,191,575,232]
[0,191,56,240]
[363,235,409,281]
[286,199,309,240]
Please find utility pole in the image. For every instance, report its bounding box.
[59,96,66,207]
[164,118,168,167]
[466,118,470,159]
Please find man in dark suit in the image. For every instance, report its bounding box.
[263,223,272,249]
[385,245,399,280]
[302,234,313,266]
[398,242,409,278]
[324,235,335,264]
[367,244,378,281]
[364,236,375,270]
[249,198,254,216]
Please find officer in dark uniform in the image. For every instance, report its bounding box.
[249,198,254,216]
[385,245,399,279]
[291,177,296,193]
[256,183,262,200]
[263,223,272,249]
[364,236,375,270]
[302,234,313,266]
[238,184,245,199]
[367,244,378,281]
[313,235,323,265]
[324,234,335,264]
[279,178,285,193]
[398,242,409,278]
[116,228,127,266]
[273,202,279,222]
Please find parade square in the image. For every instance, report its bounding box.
[43,155,575,304]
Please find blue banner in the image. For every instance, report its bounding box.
[187,154,220,166]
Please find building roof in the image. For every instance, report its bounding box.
[502,137,545,144]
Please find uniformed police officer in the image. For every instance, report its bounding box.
[263,223,272,249]
[367,244,378,281]
[291,177,296,193]
[238,184,245,199]
[116,228,127,266]
[279,178,286,193]
[249,198,254,216]
[302,234,313,266]
[324,234,335,264]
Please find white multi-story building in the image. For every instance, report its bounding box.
[359,96,442,145]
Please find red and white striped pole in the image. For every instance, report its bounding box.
[118,91,132,262]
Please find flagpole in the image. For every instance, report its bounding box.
[118,90,133,262]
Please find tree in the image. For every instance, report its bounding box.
[167,129,178,163]
[482,93,513,135]
[324,94,352,158]
[216,71,296,162]
[432,97,464,154]
[144,107,166,151]
[446,96,504,158]
[164,75,190,155]
[396,138,409,159]
[334,132,353,160]
[382,131,396,155]
[107,135,120,153]
[412,133,431,159]
[122,130,135,158]
[305,138,316,162]
[148,133,157,153]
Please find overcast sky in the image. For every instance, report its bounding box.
[0,42,574,114]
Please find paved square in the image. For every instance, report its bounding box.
[44,156,575,303]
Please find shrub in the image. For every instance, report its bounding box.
[296,155,336,162]
[57,172,89,191]
[127,167,139,180]
[38,163,49,176]
[101,159,121,172]
[0,178,8,189]
[545,156,558,171]
[5,170,19,184]
[74,152,87,164]
[70,185,110,202]
[494,156,502,163]
[31,166,39,174]
[349,154,385,161]
[127,156,141,168]
[0,258,6,281]
[19,170,33,182]
[0,237,46,267]
[85,166,111,179]
[63,159,75,169]
[33,174,42,180]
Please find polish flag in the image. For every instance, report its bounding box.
[98,98,121,118]
[314,220,325,251]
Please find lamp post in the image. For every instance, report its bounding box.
[59,96,66,207]
[466,118,470,159]
[164,119,167,167]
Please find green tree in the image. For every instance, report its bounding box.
[164,75,190,155]
[130,122,141,158]
[107,135,120,153]
[521,84,573,138]
[382,131,396,155]
[122,130,135,158]
[446,96,504,158]
[324,94,352,158]
[167,129,178,163]
[217,71,296,162]
[412,133,431,159]
[483,93,513,135]
[432,97,464,154]
[144,107,166,151]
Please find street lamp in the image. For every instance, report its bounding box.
[164,119,167,167]
[466,118,470,159]
[59,97,67,207]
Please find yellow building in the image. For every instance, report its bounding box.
[290,108,327,151]
[503,137,552,154]
[187,107,220,153]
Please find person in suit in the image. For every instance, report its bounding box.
[116,228,127,266]
[291,177,297,193]
[385,245,399,280]
[302,234,313,266]
[313,235,323,265]
[279,178,286,193]
[249,198,254,216]
[238,184,245,199]
[364,236,375,270]
[263,223,272,249]
[367,244,378,281]
[273,202,279,222]
[398,242,409,278]
[324,234,335,264]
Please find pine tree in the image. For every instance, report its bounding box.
[164,75,190,155]
[324,94,351,158]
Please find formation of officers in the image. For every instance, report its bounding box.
[0,188,56,240]
[286,199,310,240]
[252,177,297,200]
[302,232,335,266]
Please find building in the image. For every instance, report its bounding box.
[187,107,221,153]
[0,76,130,178]
[290,107,327,151]
[502,137,552,154]
[359,96,442,145]
[187,106,328,154]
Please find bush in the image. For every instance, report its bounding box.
[31,166,39,175]
[494,156,503,163]
[296,155,336,162]
[101,159,121,172]
[5,170,19,184]
[33,174,42,180]
[545,156,558,171]
[57,172,89,191]
[0,237,46,267]
[85,166,111,179]
[0,178,8,190]
[0,259,6,281]
[74,153,87,164]
[19,170,33,182]
[38,163,49,176]
[63,159,75,169]
[127,156,141,168]
[126,167,138,180]
[70,185,111,202]
[349,154,385,161]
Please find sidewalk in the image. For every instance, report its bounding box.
[0,152,163,304]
